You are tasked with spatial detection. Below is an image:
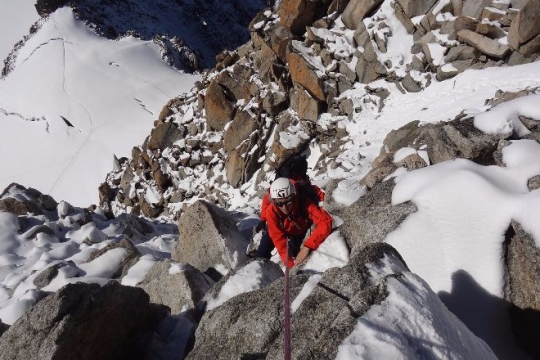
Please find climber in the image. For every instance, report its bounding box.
[254,177,333,268]
[256,154,325,232]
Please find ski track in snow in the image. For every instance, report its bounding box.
[135,98,154,115]
[19,37,67,65]
[48,18,95,196]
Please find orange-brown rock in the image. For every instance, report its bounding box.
[278,0,319,35]
[287,49,326,101]
[204,80,235,131]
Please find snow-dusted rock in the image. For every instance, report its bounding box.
[204,80,236,131]
[223,109,261,152]
[33,262,71,289]
[0,183,50,216]
[341,0,385,30]
[147,121,186,152]
[508,0,540,51]
[174,200,249,274]
[201,259,284,311]
[139,259,214,314]
[290,84,323,122]
[457,29,511,59]
[186,271,310,359]
[86,238,140,279]
[337,180,417,254]
[287,44,326,102]
[278,0,321,35]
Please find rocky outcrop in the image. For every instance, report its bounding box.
[0,183,57,216]
[173,200,249,274]
[34,0,69,16]
[0,282,168,360]
[361,99,540,192]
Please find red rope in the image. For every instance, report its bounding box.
[284,239,291,360]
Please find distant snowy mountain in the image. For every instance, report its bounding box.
[33,0,269,71]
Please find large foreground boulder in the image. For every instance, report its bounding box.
[0,282,168,360]
[186,243,496,359]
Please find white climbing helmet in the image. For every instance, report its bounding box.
[270,177,296,200]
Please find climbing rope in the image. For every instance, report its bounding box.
[284,238,291,360]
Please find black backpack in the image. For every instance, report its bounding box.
[275,154,320,208]
[276,154,309,180]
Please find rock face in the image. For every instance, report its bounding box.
[287,44,326,101]
[174,200,249,274]
[187,273,309,360]
[205,80,236,131]
[278,0,321,35]
[0,282,168,360]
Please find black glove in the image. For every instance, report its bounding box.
[254,220,266,233]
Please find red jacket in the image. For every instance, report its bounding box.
[265,194,332,268]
